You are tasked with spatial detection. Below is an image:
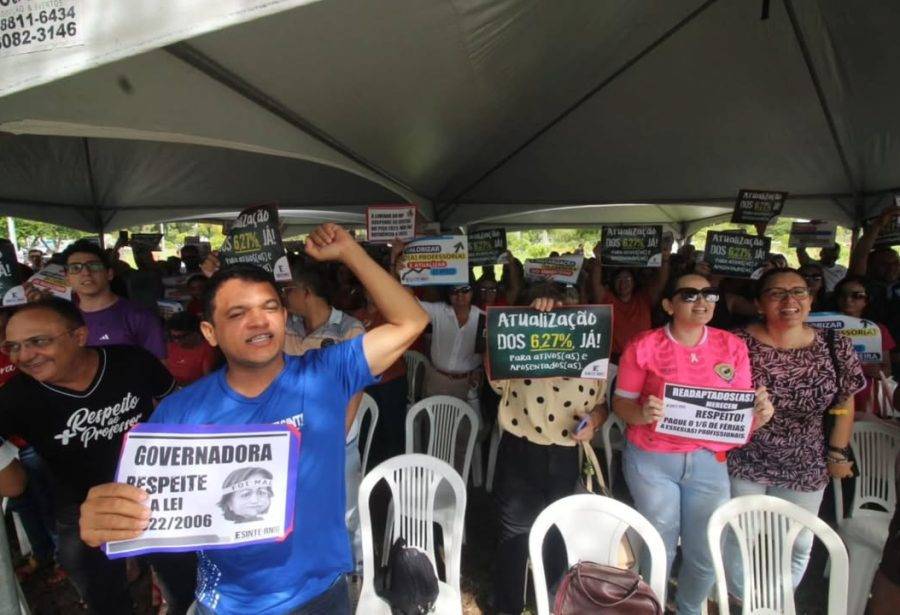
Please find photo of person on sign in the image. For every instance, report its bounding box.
[218,467,274,523]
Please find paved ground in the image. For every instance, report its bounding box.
[15,451,832,614]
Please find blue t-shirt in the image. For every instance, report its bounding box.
[149,336,376,614]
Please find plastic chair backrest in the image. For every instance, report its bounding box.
[358,454,466,592]
[406,395,480,483]
[349,393,379,475]
[605,363,618,408]
[528,494,667,615]
[875,372,899,419]
[403,350,428,405]
[707,495,849,615]
[833,419,900,524]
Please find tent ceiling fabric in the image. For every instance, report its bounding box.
[1,0,898,233]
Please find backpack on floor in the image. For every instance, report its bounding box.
[378,537,438,614]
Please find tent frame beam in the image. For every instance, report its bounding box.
[164,42,424,204]
[437,0,721,219]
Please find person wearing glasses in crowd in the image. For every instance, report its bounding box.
[62,239,166,359]
[726,268,865,596]
[0,298,195,614]
[164,312,220,387]
[797,262,830,311]
[797,242,847,292]
[612,273,774,615]
[833,275,896,416]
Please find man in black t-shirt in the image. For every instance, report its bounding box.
[0,298,193,614]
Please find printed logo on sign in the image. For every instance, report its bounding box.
[54,393,142,447]
[714,363,734,383]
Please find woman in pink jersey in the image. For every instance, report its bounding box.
[612,273,774,614]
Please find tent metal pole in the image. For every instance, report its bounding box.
[438,0,722,216]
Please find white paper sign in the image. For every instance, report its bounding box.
[105,424,300,558]
[807,312,883,364]
[524,255,584,285]
[366,205,416,242]
[398,235,468,286]
[26,264,72,300]
[2,285,25,306]
[657,384,755,444]
[788,220,837,248]
[0,1,85,58]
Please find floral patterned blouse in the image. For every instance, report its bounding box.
[727,327,865,491]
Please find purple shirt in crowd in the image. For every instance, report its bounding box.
[81,298,167,359]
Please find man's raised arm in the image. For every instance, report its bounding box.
[305,224,429,375]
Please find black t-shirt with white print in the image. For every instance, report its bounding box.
[0,345,175,510]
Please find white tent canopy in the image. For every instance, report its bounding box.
[1,0,897,234]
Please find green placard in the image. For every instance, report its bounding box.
[705,231,770,279]
[486,305,612,380]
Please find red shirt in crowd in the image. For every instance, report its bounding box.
[601,289,653,357]
[165,339,218,386]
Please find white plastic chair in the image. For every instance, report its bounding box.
[707,495,850,615]
[403,350,428,407]
[383,396,480,564]
[528,494,667,615]
[871,372,898,419]
[349,393,379,475]
[357,454,466,615]
[593,364,624,490]
[833,420,900,615]
[485,420,502,493]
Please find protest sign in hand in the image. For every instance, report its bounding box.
[26,264,72,301]
[873,199,900,247]
[366,205,416,243]
[599,225,663,268]
[523,255,584,285]
[788,221,837,248]
[657,384,755,445]
[219,205,292,281]
[130,233,163,251]
[105,423,300,558]
[807,312,883,364]
[705,231,770,279]
[467,228,508,265]
[398,235,469,286]
[730,190,787,224]
[0,241,25,307]
[486,305,611,380]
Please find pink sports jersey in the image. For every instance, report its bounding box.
[615,325,752,453]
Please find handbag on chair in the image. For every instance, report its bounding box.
[553,561,662,615]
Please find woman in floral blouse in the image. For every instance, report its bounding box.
[727,267,865,594]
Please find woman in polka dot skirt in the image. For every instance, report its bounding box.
[612,272,774,615]
[487,283,609,614]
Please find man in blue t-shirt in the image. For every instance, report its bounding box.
[78,223,429,614]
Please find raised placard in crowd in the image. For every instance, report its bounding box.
[807,312,883,364]
[788,220,837,248]
[130,233,163,251]
[704,231,770,279]
[467,228,508,265]
[657,384,755,444]
[486,305,612,380]
[366,205,416,242]
[27,264,72,300]
[523,255,584,285]
[873,199,900,247]
[599,225,663,268]
[398,235,468,286]
[106,424,300,558]
[219,204,292,282]
[730,189,787,224]
[0,0,85,59]
[0,241,24,306]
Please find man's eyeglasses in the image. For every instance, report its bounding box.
[672,287,720,303]
[65,261,106,274]
[801,274,823,281]
[840,291,867,301]
[450,285,472,295]
[0,330,75,356]
[762,287,812,301]
[479,286,498,294]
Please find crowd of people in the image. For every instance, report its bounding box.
[0,206,896,615]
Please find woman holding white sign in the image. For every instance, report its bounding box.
[726,268,865,597]
[612,273,773,615]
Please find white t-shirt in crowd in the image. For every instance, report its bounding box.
[822,263,848,292]
[419,301,483,374]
